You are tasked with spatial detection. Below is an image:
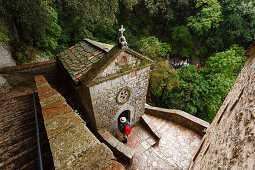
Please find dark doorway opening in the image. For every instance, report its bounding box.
[118,110,130,130]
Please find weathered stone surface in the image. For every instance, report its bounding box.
[145,104,210,136]
[89,65,150,136]
[99,129,134,164]
[126,117,201,170]
[0,60,57,88]
[190,47,255,170]
[0,75,11,93]
[104,161,125,170]
[35,75,116,170]
[67,143,115,170]
[49,122,100,168]
[44,111,84,139]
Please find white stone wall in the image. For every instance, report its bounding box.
[97,51,141,79]
[190,55,255,170]
[89,66,150,136]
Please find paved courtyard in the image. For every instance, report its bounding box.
[126,114,202,170]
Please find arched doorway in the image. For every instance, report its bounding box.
[117,110,130,130]
[111,103,134,137]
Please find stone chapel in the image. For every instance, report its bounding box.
[57,26,153,136]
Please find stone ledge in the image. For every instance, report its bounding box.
[34,75,116,170]
[98,129,134,164]
[0,60,56,73]
[104,161,125,170]
[145,104,210,136]
[140,114,161,145]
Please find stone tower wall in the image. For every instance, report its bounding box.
[190,52,255,169]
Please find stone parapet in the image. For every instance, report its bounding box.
[0,60,58,88]
[98,129,134,164]
[140,115,161,145]
[145,104,210,136]
[34,75,116,169]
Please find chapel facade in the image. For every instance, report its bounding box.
[57,27,153,136]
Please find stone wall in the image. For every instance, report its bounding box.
[0,60,58,88]
[97,51,141,79]
[34,75,116,170]
[89,66,150,136]
[145,104,209,136]
[190,51,255,169]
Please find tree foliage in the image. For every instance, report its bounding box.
[149,46,247,122]
[187,0,223,36]
[170,26,195,58]
[2,0,252,123]
[148,60,178,106]
[139,36,171,61]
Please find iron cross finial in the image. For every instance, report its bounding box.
[119,25,125,36]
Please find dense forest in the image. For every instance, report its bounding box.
[1,0,254,122]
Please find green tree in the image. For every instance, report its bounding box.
[3,0,50,44]
[54,0,118,46]
[187,0,223,36]
[170,26,195,58]
[206,0,255,52]
[148,60,178,106]
[147,45,247,123]
[162,65,209,116]
[139,36,171,61]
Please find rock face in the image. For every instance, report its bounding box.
[0,42,16,69]
[190,44,255,170]
[0,9,18,69]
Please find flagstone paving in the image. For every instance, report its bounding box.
[126,114,202,170]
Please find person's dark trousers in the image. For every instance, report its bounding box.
[123,138,127,143]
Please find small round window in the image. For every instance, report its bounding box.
[116,87,131,104]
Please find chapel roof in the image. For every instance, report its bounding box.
[57,39,113,83]
[57,27,153,86]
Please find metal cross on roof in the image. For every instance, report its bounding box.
[119,25,125,36]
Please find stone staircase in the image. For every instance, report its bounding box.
[0,92,54,169]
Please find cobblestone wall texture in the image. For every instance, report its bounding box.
[89,53,150,135]
[35,75,116,170]
[97,51,141,79]
[190,53,255,169]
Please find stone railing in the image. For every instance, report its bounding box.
[34,75,118,169]
[98,129,134,164]
[0,60,58,87]
[145,104,210,136]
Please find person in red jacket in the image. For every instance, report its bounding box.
[119,117,131,143]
